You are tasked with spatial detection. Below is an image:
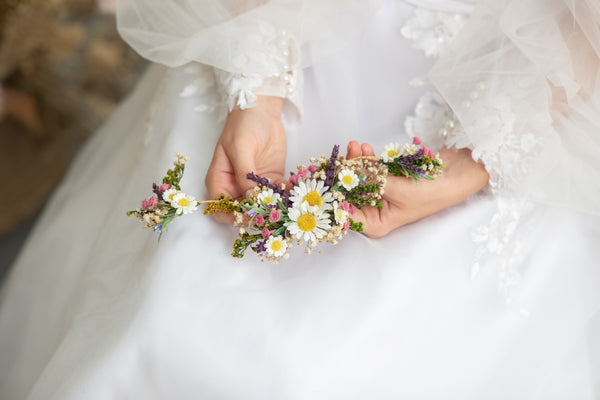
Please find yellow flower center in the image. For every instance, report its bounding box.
[297,214,317,232]
[302,190,322,207]
[168,193,176,201]
[342,175,354,186]
[263,197,273,204]
[387,150,398,158]
[271,241,282,252]
[178,198,190,207]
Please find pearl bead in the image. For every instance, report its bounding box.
[281,30,287,36]
[462,100,471,109]
[470,91,480,100]
[477,81,486,91]
[282,50,289,56]
[439,128,448,138]
[283,64,290,71]
[287,87,294,94]
[446,120,455,129]
[283,74,290,82]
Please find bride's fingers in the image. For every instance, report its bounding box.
[360,142,375,156]
[351,207,389,239]
[346,140,362,159]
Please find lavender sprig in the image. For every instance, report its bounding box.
[152,183,164,201]
[246,171,291,208]
[324,144,340,187]
[397,148,426,176]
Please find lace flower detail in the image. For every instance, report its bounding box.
[401,8,467,57]
[217,72,264,111]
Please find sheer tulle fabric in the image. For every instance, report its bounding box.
[116,0,383,75]
[428,0,600,215]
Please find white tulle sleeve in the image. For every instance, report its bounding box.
[116,0,382,120]
[426,0,600,216]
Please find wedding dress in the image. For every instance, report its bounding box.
[1,0,599,398]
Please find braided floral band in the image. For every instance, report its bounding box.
[128,138,444,262]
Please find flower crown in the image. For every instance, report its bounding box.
[128,138,444,262]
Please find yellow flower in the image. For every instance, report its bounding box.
[265,235,287,257]
[289,179,333,211]
[171,192,198,215]
[285,202,331,243]
[337,169,359,190]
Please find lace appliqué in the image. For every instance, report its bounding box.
[213,25,302,119]
[405,81,550,310]
[401,8,467,57]
[404,91,463,151]
[215,71,264,111]
[471,196,540,316]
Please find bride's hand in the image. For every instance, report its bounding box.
[206,95,287,223]
[346,141,489,238]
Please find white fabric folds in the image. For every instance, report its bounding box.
[0,1,598,399]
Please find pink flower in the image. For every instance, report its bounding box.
[142,196,157,210]
[159,183,170,192]
[308,165,319,175]
[422,145,434,158]
[341,201,350,212]
[255,214,265,227]
[298,168,308,179]
[348,204,357,214]
[289,174,299,185]
[269,209,281,222]
[261,228,275,239]
[413,137,422,145]
[343,221,350,231]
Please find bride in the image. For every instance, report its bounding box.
[1,0,599,398]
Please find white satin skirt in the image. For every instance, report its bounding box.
[1,3,599,399]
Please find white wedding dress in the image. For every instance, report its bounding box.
[1,0,600,399]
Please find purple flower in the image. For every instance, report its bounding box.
[397,149,426,176]
[154,225,162,233]
[247,171,292,208]
[324,145,339,188]
[152,183,163,201]
[255,240,266,254]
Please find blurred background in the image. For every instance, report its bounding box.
[0,0,147,281]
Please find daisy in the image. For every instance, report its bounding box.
[333,201,349,224]
[171,192,198,215]
[257,188,281,207]
[265,235,287,257]
[401,143,419,156]
[380,142,403,162]
[286,202,331,243]
[289,178,334,211]
[162,188,180,203]
[337,169,359,191]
